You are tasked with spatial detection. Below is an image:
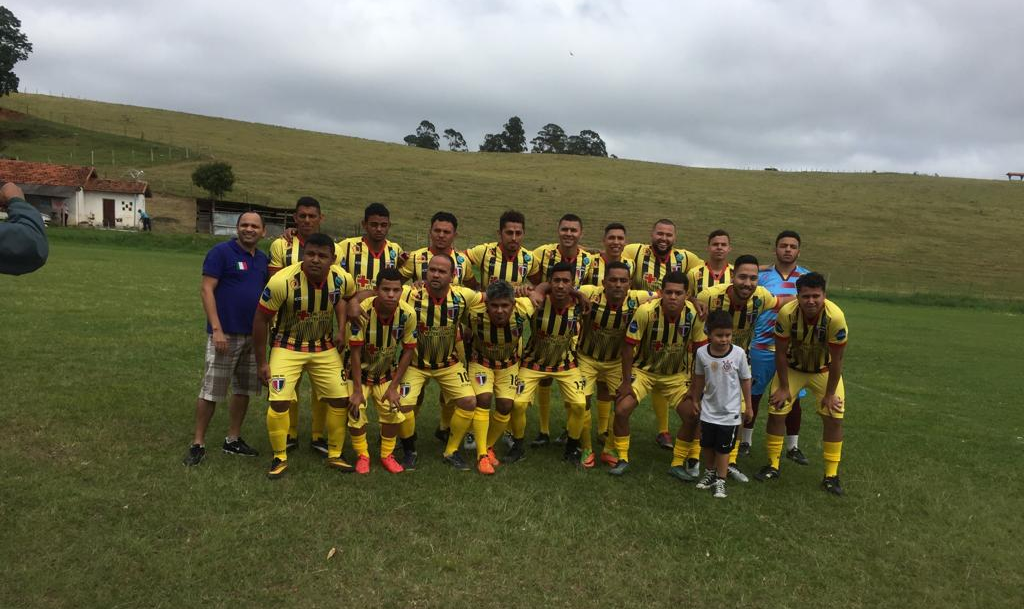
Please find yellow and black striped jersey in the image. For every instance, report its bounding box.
[258,262,356,352]
[348,298,417,384]
[465,242,538,287]
[687,264,733,297]
[267,235,342,271]
[774,299,848,373]
[577,285,655,362]
[336,237,403,290]
[626,300,702,375]
[466,298,535,369]
[621,243,704,291]
[520,297,583,372]
[402,285,482,370]
[530,243,595,287]
[582,254,635,286]
[400,247,472,285]
[697,284,778,351]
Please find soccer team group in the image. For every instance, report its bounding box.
[185,197,850,498]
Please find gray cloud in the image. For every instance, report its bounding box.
[8,0,1024,178]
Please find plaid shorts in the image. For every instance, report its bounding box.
[198,334,260,402]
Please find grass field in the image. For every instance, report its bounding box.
[2,93,1024,299]
[1,230,1022,608]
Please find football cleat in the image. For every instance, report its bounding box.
[727,464,749,483]
[655,432,673,450]
[443,451,471,471]
[580,449,596,469]
[222,437,259,457]
[285,436,298,452]
[608,459,630,476]
[325,457,355,473]
[380,455,404,474]
[600,451,619,467]
[554,429,568,445]
[486,447,501,467]
[355,455,370,475]
[401,450,418,471]
[821,476,845,496]
[310,438,329,455]
[183,443,206,466]
[685,458,700,480]
[530,433,550,448]
[266,457,288,479]
[667,465,697,483]
[754,465,780,482]
[434,427,450,444]
[477,455,496,475]
[737,442,752,457]
[786,447,809,466]
[504,439,526,464]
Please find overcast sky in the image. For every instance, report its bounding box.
[7,0,1024,178]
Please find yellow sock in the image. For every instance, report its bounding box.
[565,402,585,439]
[472,408,490,458]
[537,385,552,435]
[580,408,593,451]
[351,433,369,458]
[445,407,474,455]
[511,401,529,439]
[310,393,326,441]
[823,441,843,477]
[671,438,689,467]
[487,411,511,447]
[652,393,669,435]
[614,433,631,462]
[688,437,702,460]
[399,411,416,439]
[381,435,397,459]
[596,399,612,435]
[766,433,784,469]
[326,406,348,458]
[439,400,455,431]
[287,398,299,439]
[266,408,290,460]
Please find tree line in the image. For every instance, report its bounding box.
[403,116,609,157]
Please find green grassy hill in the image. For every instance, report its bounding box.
[3,93,1023,298]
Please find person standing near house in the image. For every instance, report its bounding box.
[183,212,269,465]
[140,208,152,231]
[0,182,48,276]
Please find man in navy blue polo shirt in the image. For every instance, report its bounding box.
[184,212,270,465]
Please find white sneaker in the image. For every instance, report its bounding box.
[695,469,718,490]
[713,478,728,498]
[463,432,477,451]
[727,464,749,483]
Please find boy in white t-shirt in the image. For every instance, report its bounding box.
[687,311,753,498]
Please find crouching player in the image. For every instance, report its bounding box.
[755,272,849,496]
[253,233,356,479]
[466,280,534,473]
[687,311,753,499]
[347,268,418,474]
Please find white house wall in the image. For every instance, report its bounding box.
[79,192,146,228]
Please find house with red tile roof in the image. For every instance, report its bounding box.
[0,159,151,228]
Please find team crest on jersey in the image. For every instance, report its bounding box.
[723,360,733,372]
[334,275,344,289]
[653,340,664,352]
[515,380,525,395]
[447,307,458,321]
[475,372,488,385]
[290,278,300,289]
[270,377,286,392]
[328,289,340,304]
[518,263,528,277]
[399,382,411,397]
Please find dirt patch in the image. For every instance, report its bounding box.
[0,108,27,121]
[147,193,195,234]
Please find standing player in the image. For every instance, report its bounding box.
[687,229,733,298]
[741,230,809,462]
[337,202,404,292]
[465,210,538,288]
[622,219,704,449]
[755,272,849,496]
[583,222,633,286]
[468,281,535,473]
[675,255,780,483]
[347,268,418,474]
[183,212,268,465]
[608,271,702,475]
[508,262,588,464]
[267,197,342,454]
[577,261,654,468]
[528,214,594,447]
[253,233,356,478]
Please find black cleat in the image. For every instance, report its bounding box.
[434,427,450,444]
[443,451,471,471]
[821,476,844,496]
[562,438,582,463]
[222,437,259,457]
[554,429,569,445]
[737,442,751,457]
[266,457,288,479]
[401,450,418,471]
[530,433,551,448]
[310,438,329,455]
[504,439,527,464]
[754,465,780,482]
[183,443,206,466]
[786,447,809,466]
[285,436,298,452]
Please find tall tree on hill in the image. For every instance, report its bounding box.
[443,128,468,152]
[479,116,527,153]
[530,123,568,154]
[566,129,608,157]
[192,162,235,199]
[403,120,440,150]
[0,7,32,97]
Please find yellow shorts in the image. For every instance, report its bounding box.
[767,369,846,419]
[630,368,690,406]
[349,383,406,428]
[515,366,586,405]
[399,364,475,407]
[468,362,520,401]
[268,347,349,402]
[578,355,622,397]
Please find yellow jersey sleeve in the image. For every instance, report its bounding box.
[258,270,289,314]
[456,286,484,312]
[827,302,849,346]
[625,303,652,344]
[629,289,655,305]
[268,239,287,269]
[331,266,356,299]
[398,248,418,280]
[688,301,707,345]
[774,300,798,340]
[399,300,418,348]
[515,296,536,317]
[686,267,701,297]
[578,284,602,302]
[755,286,778,311]
[348,297,375,346]
[621,243,642,260]
[466,243,490,267]
[682,249,704,273]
